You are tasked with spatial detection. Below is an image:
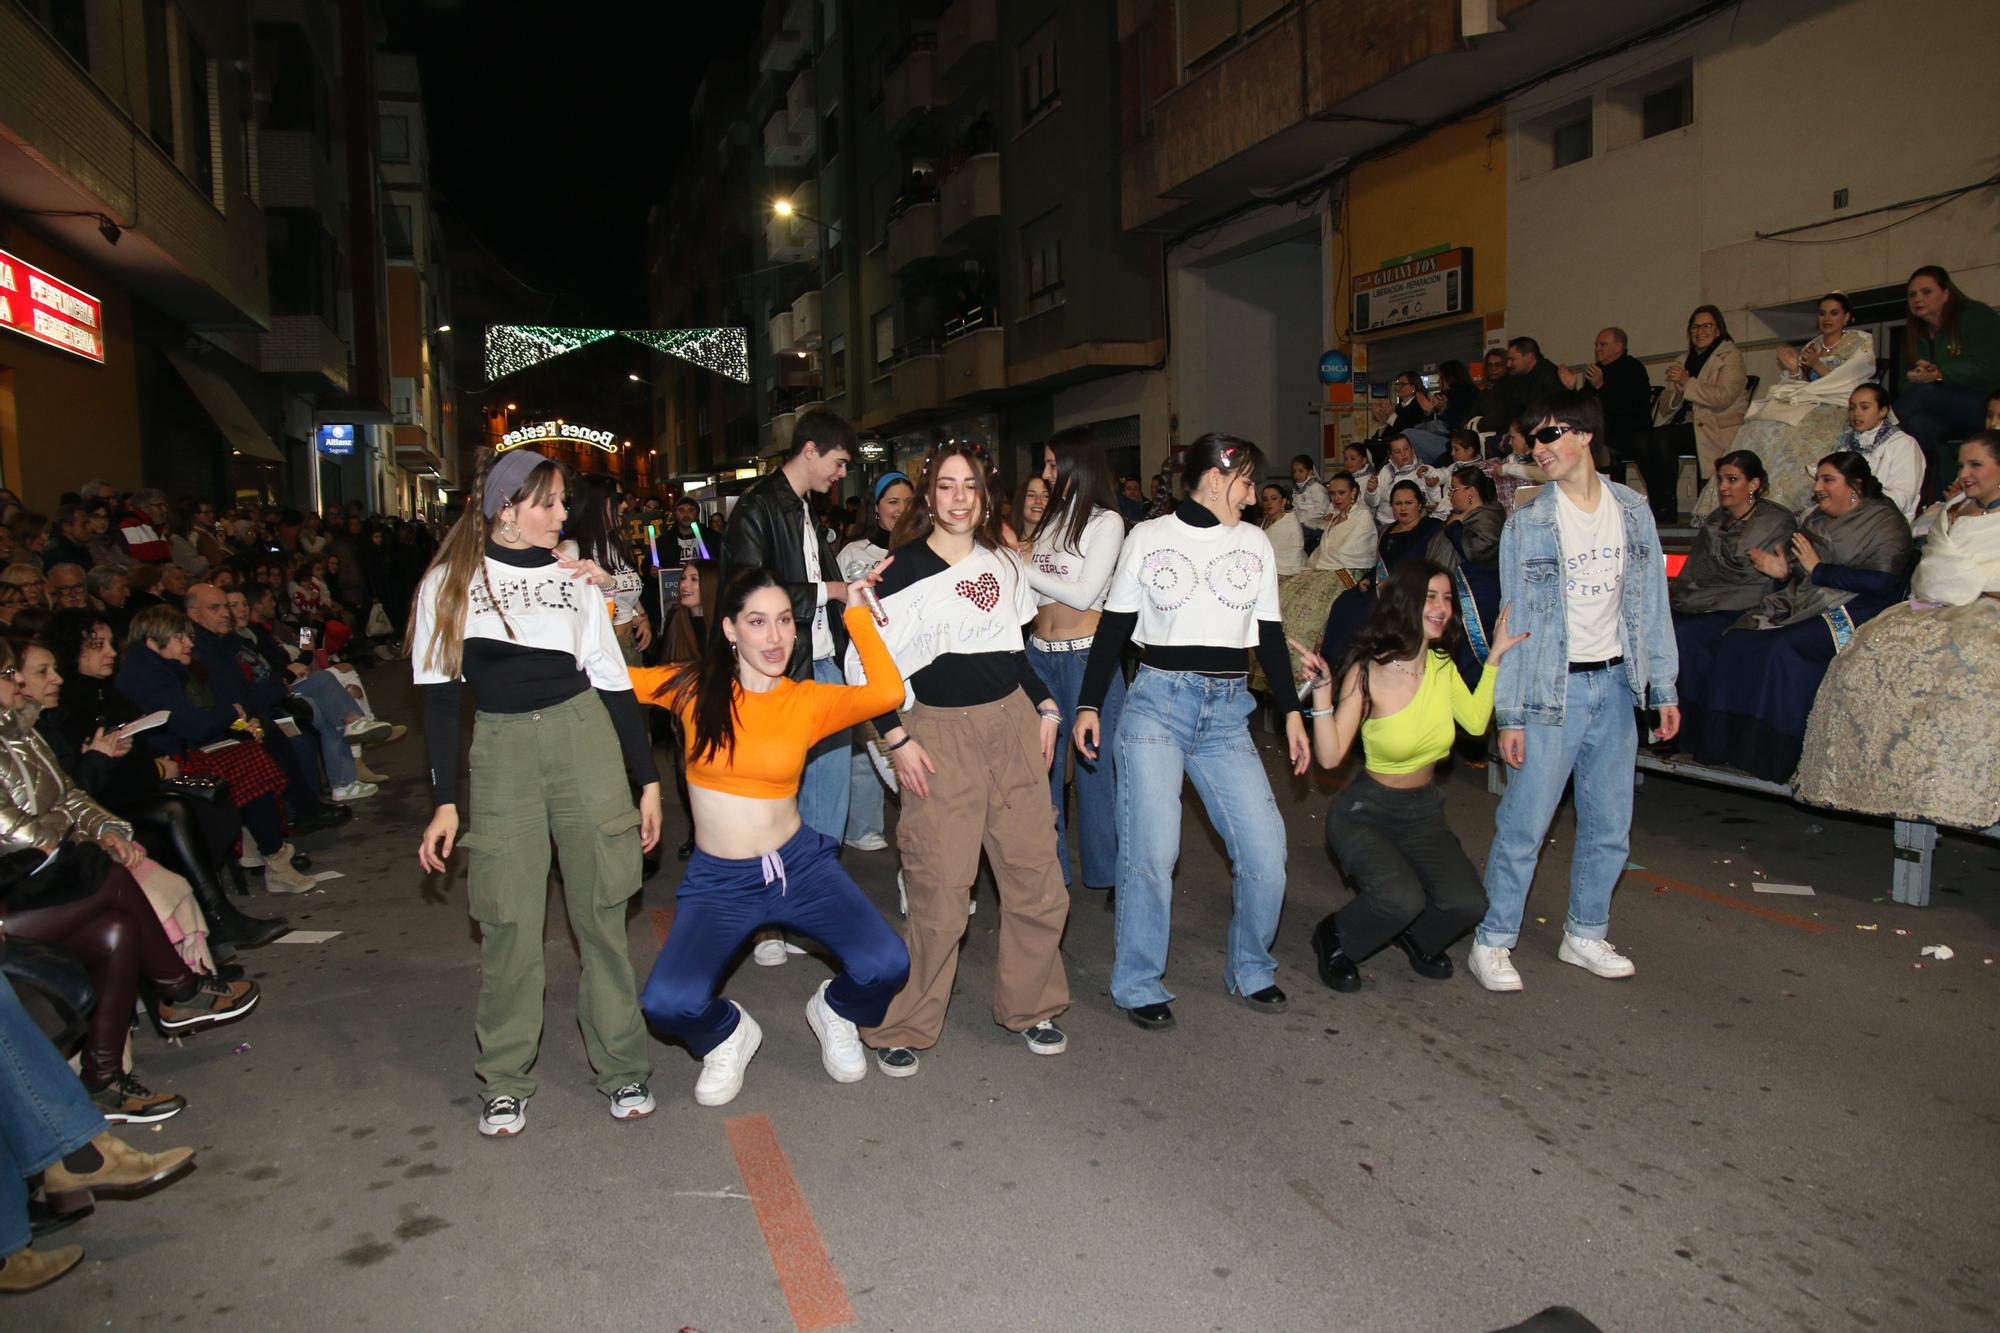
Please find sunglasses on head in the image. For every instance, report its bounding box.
[1530,425,1579,444]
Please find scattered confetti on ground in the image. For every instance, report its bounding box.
[1857,924,1879,931]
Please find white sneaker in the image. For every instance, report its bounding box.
[479,1095,526,1137]
[342,717,393,744]
[1558,933,1636,979]
[1467,943,1524,992]
[694,1005,762,1107]
[844,832,889,852]
[805,980,867,1084]
[262,847,318,895]
[752,938,789,967]
[606,1082,656,1120]
[330,780,379,802]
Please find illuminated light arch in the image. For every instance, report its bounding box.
[484,325,749,383]
[499,419,619,453]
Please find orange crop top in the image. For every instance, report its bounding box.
[629,604,903,800]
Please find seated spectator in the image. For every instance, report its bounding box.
[1289,454,1330,552]
[1558,327,1653,474]
[1365,434,1449,526]
[1370,371,1440,458]
[1276,472,1375,684]
[1117,476,1148,525]
[1909,432,2000,603]
[1835,384,1925,521]
[287,556,335,624]
[1695,293,1873,519]
[41,505,94,572]
[1898,265,2000,486]
[0,638,260,1122]
[1442,466,1504,676]
[116,491,171,564]
[1641,305,1750,524]
[0,583,26,628]
[80,499,127,570]
[1320,480,1457,669]
[1446,428,1485,471]
[1259,484,1306,577]
[0,522,12,566]
[165,501,211,576]
[1680,451,1915,781]
[1340,440,1376,480]
[46,563,89,612]
[34,610,289,948]
[1668,450,1799,716]
[2,563,47,609]
[1465,347,1513,441]
[1432,359,1479,435]
[1494,337,1563,435]
[11,513,50,571]
[112,605,325,888]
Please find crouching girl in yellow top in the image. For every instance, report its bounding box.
[629,563,908,1106]
[1292,561,1525,994]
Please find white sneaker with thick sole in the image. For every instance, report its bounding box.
[606,1082,656,1120]
[694,1006,763,1107]
[752,938,800,967]
[329,780,379,802]
[805,980,867,1084]
[342,718,393,744]
[1558,933,1636,979]
[1467,943,1524,993]
[844,832,889,852]
[479,1095,526,1137]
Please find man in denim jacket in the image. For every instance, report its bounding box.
[1468,390,1679,993]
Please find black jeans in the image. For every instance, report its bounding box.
[1322,776,1486,961]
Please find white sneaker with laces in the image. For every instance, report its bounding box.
[1558,933,1636,979]
[694,1005,762,1107]
[844,832,889,852]
[606,1082,656,1120]
[805,980,867,1083]
[1467,943,1524,993]
[479,1095,526,1137]
[752,938,789,967]
[330,780,379,802]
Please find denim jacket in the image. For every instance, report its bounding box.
[1493,478,1679,729]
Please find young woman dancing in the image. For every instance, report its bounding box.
[854,443,1071,1076]
[413,449,664,1139]
[1075,433,1311,1031]
[1293,562,1524,992]
[563,473,651,664]
[629,564,909,1105]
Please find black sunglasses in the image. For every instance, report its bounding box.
[1530,425,1579,444]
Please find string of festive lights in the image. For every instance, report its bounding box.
[484,324,750,384]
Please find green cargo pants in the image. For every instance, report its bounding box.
[462,691,651,1099]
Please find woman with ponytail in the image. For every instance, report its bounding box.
[628,563,908,1107]
[411,449,665,1139]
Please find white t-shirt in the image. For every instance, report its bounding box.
[1553,483,1627,660]
[1103,513,1280,648]
[801,510,833,661]
[836,535,887,583]
[409,557,631,691]
[842,541,1036,714]
[1027,506,1124,612]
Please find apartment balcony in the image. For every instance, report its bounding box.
[769,310,795,354]
[390,376,422,427]
[759,21,806,74]
[891,347,944,416]
[887,203,948,277]
[943,323,1004,398]
[938,0,998,90]
[791,289,822,346]
[769,410,797,453]
[787,66,817,134]
[940,153,1001,244]
[763,111,810,168]
[883,45,942,138]
[257,315,351,393]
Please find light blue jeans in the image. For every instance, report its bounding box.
[797,657,852,842]
[1111,668,1287,1008]
[844,743,885,843]
[0,979,109,1255]
[1028,640,1124,888]
[292,669,360,787]
[1478,666,1638,948]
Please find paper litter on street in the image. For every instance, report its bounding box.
[274,930,342,944]
[310,870,345,882]
[1920,945,1954,961]
[1752,883,1814,896]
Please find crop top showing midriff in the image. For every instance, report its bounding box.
[1361,651,1496,775]
[629,604,902,800]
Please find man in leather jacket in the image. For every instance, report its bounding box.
[720,411,856,840]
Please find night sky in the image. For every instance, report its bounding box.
[386,0,757,328]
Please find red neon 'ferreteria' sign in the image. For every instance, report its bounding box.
[0,248,105,364]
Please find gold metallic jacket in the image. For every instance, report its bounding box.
[0,707,133,856]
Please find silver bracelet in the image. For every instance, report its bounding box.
[1303,706,1336,718]
[1037,708,1061,723]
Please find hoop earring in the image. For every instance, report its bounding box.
[498,514,520,543]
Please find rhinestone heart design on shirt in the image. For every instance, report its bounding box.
[955,571,1001,612]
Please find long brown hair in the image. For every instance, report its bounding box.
[1043,425,1119,556]
[889,443,1002,551]
[411,448,566,679]
[662,557,720,665]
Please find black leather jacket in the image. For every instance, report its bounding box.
[721,470,848,681]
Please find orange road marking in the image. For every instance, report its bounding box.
[725,1113,858,1331]
[650,906,675,946]
[1627,871,1831,934]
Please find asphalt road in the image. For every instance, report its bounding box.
[16,662,2000,1332]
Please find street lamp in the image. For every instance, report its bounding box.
[771,198,824,226]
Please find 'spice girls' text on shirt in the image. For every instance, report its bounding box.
[841,539,1052,729]
[1553,483,1627,660]
[411,542,658,806]
[1027,507,1124,612]
[630,605,903,800]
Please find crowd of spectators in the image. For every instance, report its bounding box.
[1,481,423,1289]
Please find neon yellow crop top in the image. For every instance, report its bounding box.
[1360,651,1495,774]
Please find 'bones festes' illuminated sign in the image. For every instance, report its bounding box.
[0,249,105,363]
[499,420,618,453]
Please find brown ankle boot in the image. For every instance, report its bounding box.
[0,1243,84,1293]
[42,1132,196,1213]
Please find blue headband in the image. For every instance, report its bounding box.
[873,471,912,503]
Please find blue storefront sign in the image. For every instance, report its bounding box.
[316,423,355,456]
[1317,349,1352,385]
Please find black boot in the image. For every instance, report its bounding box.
[1310,914,1362,993]
[186,858,289,948]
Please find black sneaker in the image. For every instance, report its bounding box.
[89,1073,187,1124]
[1126,1002,1175,1031]
[1021,1020,1067,1056]
[873,1047,920,1078]
[1239,984,1289,1014]
[479,1096,526,1137]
